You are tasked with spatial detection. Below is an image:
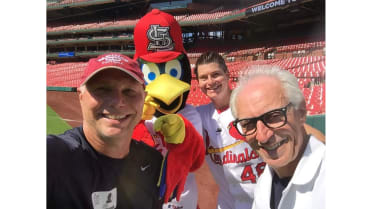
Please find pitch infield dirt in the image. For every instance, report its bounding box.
[47,90,219,209]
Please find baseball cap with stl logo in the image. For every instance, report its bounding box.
[133,9,186,63]
[80,53,145,87]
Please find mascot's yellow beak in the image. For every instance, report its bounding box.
[142,74,190,120]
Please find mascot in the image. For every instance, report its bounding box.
[132,9,205,209]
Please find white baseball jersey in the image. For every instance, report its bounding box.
[197,103,265,209]
[145,104,202,209]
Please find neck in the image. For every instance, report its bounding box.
[83,124,131,159]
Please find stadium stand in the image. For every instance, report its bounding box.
[47,0,325,117]
[47,51,325,115]
[47,62,87,87]
[47,0,115,9]
[47,7,246,33]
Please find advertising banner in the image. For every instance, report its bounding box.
[245,0,306,16]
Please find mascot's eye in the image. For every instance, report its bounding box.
[165,59,182,80]
[141,63,161,84]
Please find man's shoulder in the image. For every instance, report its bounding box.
[47,127,90,179]
[179,104,202,122]
[195,103,214,115]
[305,135,326,167]
[308,135,326,150]
[303,135,326,164]
[47,127,85,154]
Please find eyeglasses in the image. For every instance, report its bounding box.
[233,103,292,136]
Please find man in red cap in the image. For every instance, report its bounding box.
[47,53,201,209]
[132,9,206,209]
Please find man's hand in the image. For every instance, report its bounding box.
[154,114,185,144]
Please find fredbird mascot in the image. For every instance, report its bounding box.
[132,9,205,209]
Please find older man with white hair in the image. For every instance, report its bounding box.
[230,66,325,209]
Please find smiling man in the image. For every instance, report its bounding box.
[47,53,165,209]
[195,51,264,209]
[230,66,325,209]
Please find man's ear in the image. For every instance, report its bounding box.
[297,100,307,124]
[77,86,83,101]
[196,80,202,89]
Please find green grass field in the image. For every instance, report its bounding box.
[47,105,71,135]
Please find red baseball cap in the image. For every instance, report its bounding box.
[80,53,145,87]
[133,9,186,63]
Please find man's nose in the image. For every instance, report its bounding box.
[255,120,274,144]
[206,76,214,84]
[111,90,127,107]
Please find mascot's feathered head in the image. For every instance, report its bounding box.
[134,9,191,119]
